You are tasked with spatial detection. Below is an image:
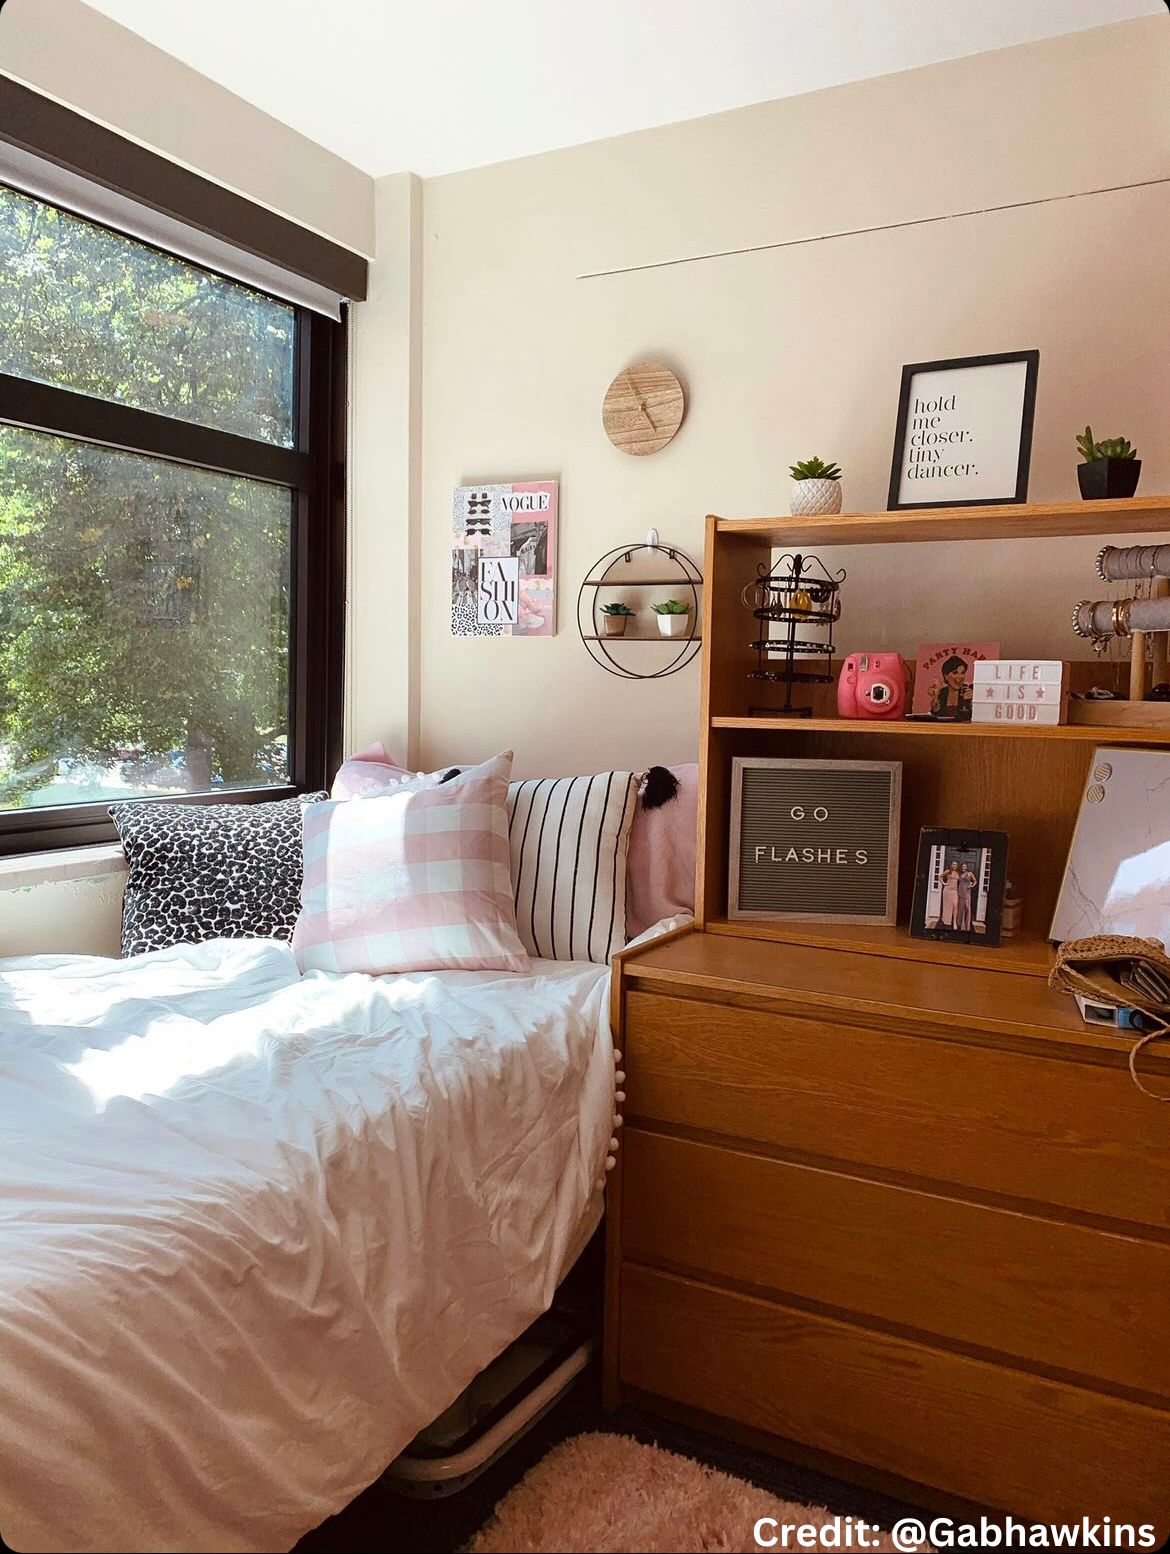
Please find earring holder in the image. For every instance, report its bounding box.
[742,551,845,717]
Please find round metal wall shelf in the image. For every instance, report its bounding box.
[577,529,704,679]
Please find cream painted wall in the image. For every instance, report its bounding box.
[0,0,374,255]
[348,173,423,761]
[0,871,124,957]
[414,16,1170,779]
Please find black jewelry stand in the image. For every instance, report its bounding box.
[743,551,845,716]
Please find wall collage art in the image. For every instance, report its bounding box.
[451,481,558,638]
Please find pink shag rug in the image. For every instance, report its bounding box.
[466,1432,924,1553]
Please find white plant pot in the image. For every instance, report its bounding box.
[656,613,690,638]
[790,478,843,518]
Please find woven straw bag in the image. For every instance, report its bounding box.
[1050,934,1170,1100]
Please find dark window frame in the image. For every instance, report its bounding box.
[0,191,346,857]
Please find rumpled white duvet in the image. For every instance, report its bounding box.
[0,934,626,1554]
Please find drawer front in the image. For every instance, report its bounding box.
[620,1264,1170,1528]
[623,990,1170,1229]
[622,1129,1170,1401]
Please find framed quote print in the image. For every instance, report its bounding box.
[887,350,1039,510]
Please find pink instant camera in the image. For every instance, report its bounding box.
[837,652,908,719]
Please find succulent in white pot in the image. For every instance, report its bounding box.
[652,599,691,638]
[789,456,843,518]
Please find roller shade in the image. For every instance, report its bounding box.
[0,140,345,318]
[0,75,367,312]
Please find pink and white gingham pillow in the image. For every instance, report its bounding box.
[331,741,439,799]
[293,750,530,976]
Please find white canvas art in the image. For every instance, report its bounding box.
[1050,748,1170,944]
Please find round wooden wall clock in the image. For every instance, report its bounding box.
[602,361,685,456]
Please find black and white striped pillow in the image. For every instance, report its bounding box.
[507,772,639,964]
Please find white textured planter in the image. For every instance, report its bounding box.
[790,478,843,517]
[656,613,690,638]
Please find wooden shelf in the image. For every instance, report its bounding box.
[711,714,1170,744]
[704,916,1056,977]
[712,495,1170,548]
[583,634,701,643]
[697,503,1170,975]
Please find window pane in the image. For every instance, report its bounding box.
[0,184,296,447]
[0,427,291,809]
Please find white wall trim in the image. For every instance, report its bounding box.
[0,844,127,892]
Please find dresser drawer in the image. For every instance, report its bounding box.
[623,990,1170,1229]
[622,1129,1170,1401]
[619,1264,1170,1528]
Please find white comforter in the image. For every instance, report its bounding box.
[0,937,620,1553]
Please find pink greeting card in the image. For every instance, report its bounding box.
[911,640,1000,721]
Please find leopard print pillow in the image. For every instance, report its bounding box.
[109,793,327,958]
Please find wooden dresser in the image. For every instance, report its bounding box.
[604,927,1170,1526]
[604,502,1170,1531]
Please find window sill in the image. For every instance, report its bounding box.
[0,843,127,892]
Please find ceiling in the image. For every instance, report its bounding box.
[81,0,1159,178]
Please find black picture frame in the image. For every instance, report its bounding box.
[909,827,1009,947]
[887,350,1040,511]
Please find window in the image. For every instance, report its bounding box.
[0,183,344,853]
[0,185,296,444]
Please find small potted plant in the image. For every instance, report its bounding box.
[652,599,691,638]
[1076,427,1141,501]
[600,601,635,637]
[789,456,843,517]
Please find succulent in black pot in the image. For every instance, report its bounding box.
[1075,426,1141,500]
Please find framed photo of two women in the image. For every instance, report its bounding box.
[910,827,1009,947]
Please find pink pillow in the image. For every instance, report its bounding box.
[294,751,530,975]
[625,763,698,939]
[332,741,418,799]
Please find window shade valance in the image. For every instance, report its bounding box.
[0,75,367,315]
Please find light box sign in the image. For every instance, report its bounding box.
[972,658,1068,726]
[729,758,902,925]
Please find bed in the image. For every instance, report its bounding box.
[0,929,647,1554]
